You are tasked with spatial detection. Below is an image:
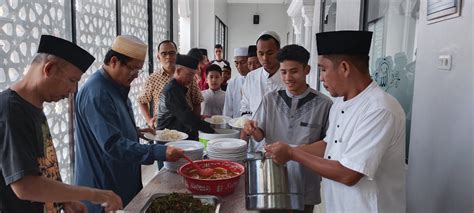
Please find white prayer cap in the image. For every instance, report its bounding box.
[257,31,281,44]
[234,47,248,57]
[111,35,148,61]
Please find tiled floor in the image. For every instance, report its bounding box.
[141,163,326,213]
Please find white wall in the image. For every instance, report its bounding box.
[335,0,362,30]
[198,0,215,54]
[215,0,228,24]
[406,0,473,212]
[227,3,291,77]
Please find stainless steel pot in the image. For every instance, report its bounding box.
[245,152,303,210]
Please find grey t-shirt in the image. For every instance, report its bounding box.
[254,87,332,204]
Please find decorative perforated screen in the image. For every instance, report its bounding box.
[0,0,170,183]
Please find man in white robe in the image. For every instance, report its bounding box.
[223,47,250,118]
[266,31,406,213]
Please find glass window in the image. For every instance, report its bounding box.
[365,0,420,161]
[215,16,227,59]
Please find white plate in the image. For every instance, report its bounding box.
[228,115,251,129]
[165,140,204,151]
[204,115,231,125]
[207,138,247,153]
[144,129,188,142]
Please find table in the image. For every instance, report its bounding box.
[124,169,257,212]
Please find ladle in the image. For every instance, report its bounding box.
[183,154,214,177]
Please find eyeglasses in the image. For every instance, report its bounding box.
[124,63,144,76]
[159,51,177,57]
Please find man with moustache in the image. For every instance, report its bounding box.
[138,40,203,128]
[0,35,122,212]
[266,31,406,213]
[74,35,184,212]
[157,54,215,140]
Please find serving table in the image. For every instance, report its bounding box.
[124,168,257,212]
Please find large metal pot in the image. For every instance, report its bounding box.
[245,152,303,211]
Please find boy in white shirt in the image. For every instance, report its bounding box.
[201,64,226,116]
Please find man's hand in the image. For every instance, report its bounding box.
[166,146,184,162]
[63,201,87,213]
[147,117,157,129]
[89,189,123,212]
[138,127,155,139]
[242,120,258,136]
[265,142,294,165]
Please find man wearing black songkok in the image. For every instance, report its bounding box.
[266,31,406,213]
[0,35,122,213]
[157,54,215,140]
[247,45,262,71]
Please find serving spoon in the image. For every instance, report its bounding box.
[182,154,214,177]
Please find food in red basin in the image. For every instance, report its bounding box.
[178,160,245,196]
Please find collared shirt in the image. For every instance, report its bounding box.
[75,68,167,212]
[240,67,285,151]
[137,68,203,117]
[240,67,285,115]
[322,81,406,213]
[254,87,332,205]
[223,75,245,118]
[157,79,215,140]
[201,89,225,116]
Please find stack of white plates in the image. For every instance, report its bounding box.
[163,140,204,172]
[207,138,247,163]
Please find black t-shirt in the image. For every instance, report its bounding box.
[0,89,63,213]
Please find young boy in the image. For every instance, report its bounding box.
[243,44,332,213]
[201,64,226,116]
[221,65,231,91]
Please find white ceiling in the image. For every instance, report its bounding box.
[227,0,288,4]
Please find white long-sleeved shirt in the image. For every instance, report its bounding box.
[223,75,245,118]
[201,89,225,116]
[240,67,285,115]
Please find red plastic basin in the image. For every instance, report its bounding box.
[177,160,245,196]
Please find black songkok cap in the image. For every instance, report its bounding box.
[316,31,373,55]
[37,35,95,73]
[199,48,208,56]
[176,54,199,70]
[248,45,257,57]
[187,48,204,60]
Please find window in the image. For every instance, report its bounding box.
[214,16,227,59]
[365,0,420,161]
